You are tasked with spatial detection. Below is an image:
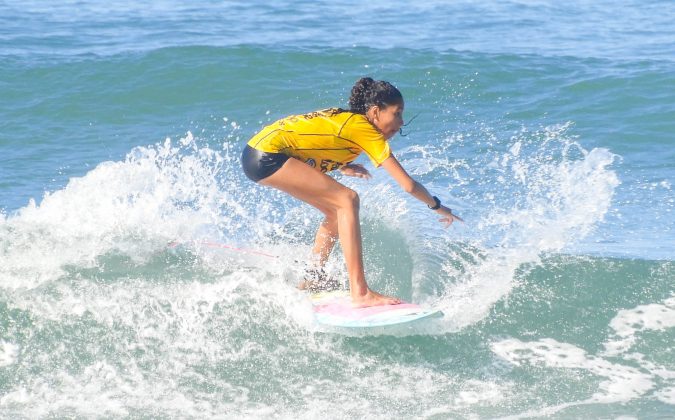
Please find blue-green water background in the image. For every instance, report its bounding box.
[1,1,674,418]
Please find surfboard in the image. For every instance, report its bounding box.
[310,290,443,328]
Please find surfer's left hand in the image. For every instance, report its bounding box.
[436,205,463,227]
[340,163,371,179]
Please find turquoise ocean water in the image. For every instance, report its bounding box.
[1,1,674,418]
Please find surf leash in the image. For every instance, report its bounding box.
[167,240,280,259]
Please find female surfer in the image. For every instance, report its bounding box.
[241,77,462,307]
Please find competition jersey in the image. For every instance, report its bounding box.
[246,108,391,173]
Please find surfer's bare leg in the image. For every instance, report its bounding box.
[259,157,400,307]
[312,216,338,266]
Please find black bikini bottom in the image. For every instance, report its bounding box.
[241,144,291,182]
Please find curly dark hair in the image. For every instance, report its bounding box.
[348,77,403,114]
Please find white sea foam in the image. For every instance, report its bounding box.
[0,341,19,367]
[655,386,675,405]
[491,294,675,417]
[0,267,321,417]
[0,134,254,290]
[603,295,675,356]
[493,338,654,402]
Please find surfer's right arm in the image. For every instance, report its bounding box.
[380,155,463,227]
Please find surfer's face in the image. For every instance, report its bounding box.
[368,102,404,139]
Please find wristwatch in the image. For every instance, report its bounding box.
[428,196,441,210]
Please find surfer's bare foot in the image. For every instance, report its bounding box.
[351,289,401,308]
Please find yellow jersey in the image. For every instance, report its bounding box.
[246,108,391,173]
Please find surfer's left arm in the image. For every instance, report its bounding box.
[380,155,463,227]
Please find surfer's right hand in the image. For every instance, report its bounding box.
[351,289,401,308]
[436,205,463,227]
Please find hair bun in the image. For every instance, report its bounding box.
[349,78,374,114]
[355,77,375,90]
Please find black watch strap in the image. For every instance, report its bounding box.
[428,196,441,210]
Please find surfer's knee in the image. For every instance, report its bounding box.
[336,187,359,211]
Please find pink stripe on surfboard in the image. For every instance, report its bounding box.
[314,303,421,319]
